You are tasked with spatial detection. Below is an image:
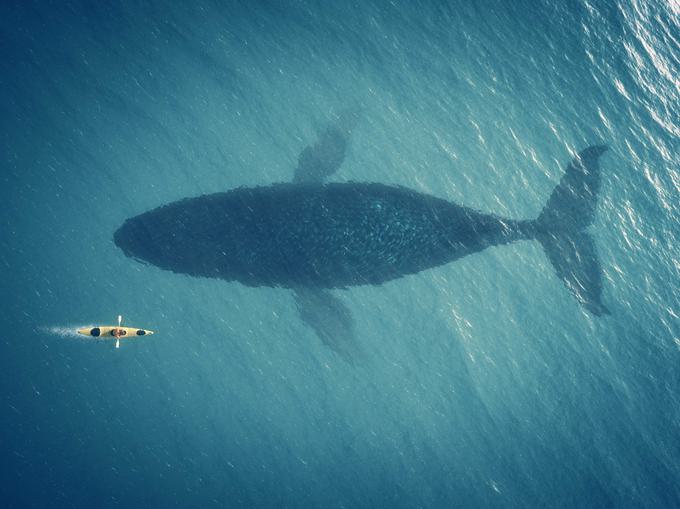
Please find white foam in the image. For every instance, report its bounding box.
[39,325,94,339]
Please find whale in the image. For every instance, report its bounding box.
[116,180,543,286]
[114,115,609,356]
[114,142,609,318]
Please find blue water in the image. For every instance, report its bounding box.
[1,1,678,507]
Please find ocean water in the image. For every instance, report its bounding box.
[1,1,678,507]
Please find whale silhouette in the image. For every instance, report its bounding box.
[114,126,610,340]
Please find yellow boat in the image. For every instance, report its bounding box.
[77,316,154,348]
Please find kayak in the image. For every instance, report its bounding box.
[78,326,155,338]
[76,316,153,349]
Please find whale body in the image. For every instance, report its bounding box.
[114,182,534,288]
[114,146,610,316]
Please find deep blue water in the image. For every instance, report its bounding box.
[1,1,679,507]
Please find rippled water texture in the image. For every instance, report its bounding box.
[1,1,678,507]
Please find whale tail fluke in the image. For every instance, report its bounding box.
[535,145,610,315]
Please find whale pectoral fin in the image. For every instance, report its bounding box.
[291,110,362,354]
[290,109,362,355]
[538,231,610,316]
[293,108,360,184]
[293,288,360,362]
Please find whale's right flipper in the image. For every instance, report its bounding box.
[536,145,610,315]
[292,110,361,358]
[293,109,360,183]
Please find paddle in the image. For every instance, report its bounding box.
[116,315,122,349]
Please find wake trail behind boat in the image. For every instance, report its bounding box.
[39,325,94,339]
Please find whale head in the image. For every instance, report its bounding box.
[113,214,162,266]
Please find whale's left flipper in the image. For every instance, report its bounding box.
[292,110,361,357]
[293,287,359,361]
[535,145,610,315]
